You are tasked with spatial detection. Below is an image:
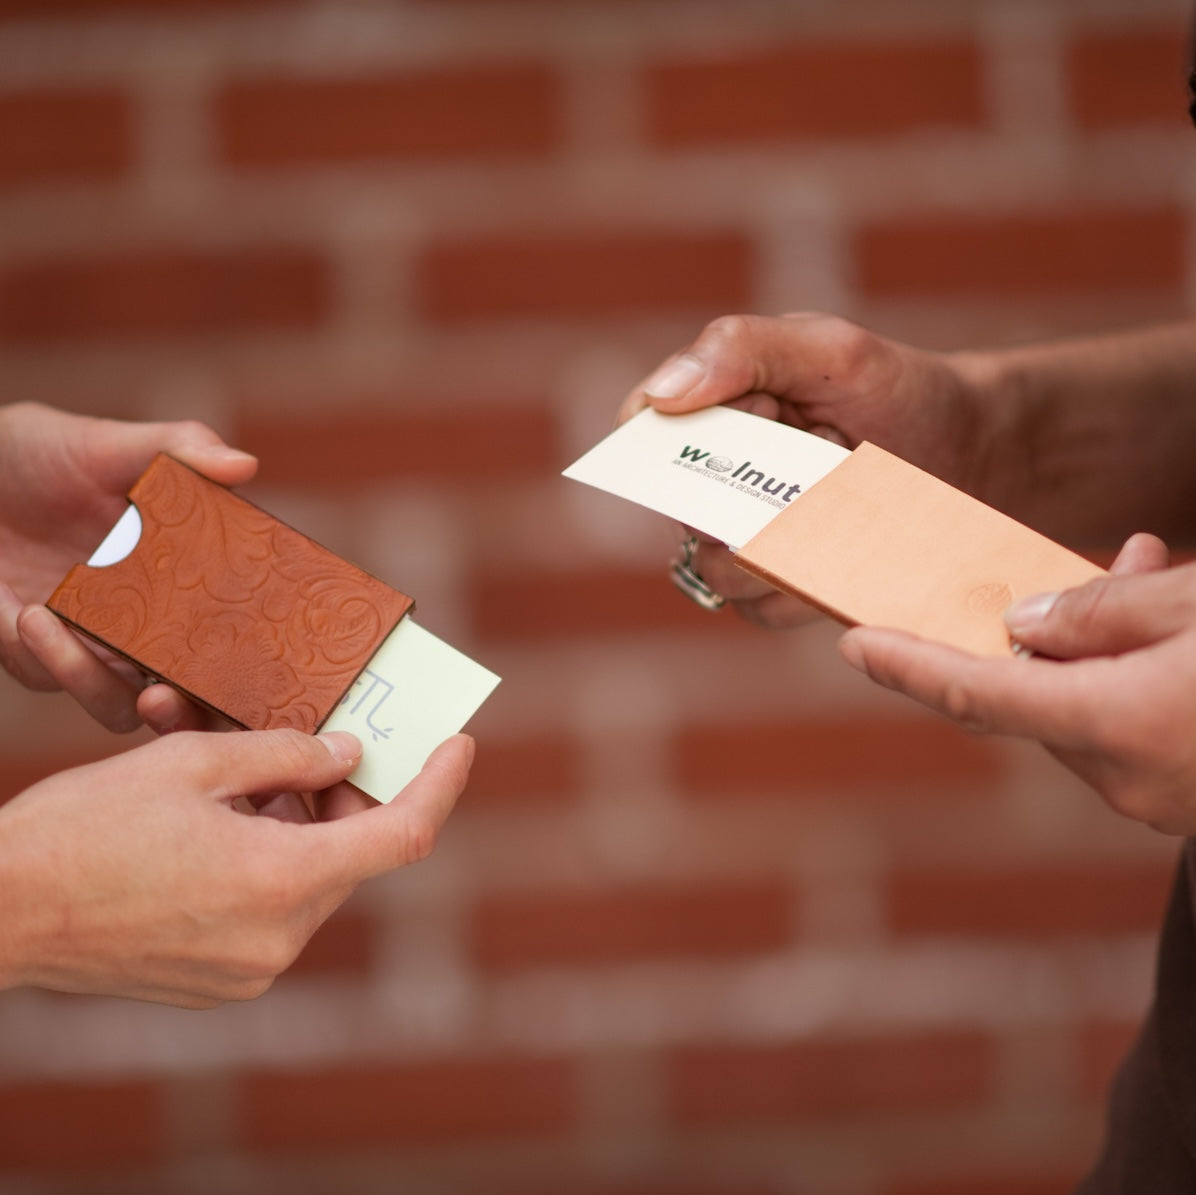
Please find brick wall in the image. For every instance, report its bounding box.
[0,1,1192,1192]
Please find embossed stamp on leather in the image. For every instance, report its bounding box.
[734,441,1106,657]
[47,454,414,732]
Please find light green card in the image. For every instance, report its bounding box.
[321,618,500,803]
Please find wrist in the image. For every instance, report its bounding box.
[937,346,1030,509]
[945,325,1196,542]
[0,805,53,992]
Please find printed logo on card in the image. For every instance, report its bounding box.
[674,443,804,511]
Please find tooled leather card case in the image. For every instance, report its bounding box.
[47,453,414,733]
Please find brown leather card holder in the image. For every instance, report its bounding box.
[47,454,414,732]
[734,441,1106,656]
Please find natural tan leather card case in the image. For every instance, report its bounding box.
[734,442,1106,656]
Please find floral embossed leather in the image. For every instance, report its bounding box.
[47,454,414,732]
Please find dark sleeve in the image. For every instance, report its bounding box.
[1076,842,1196,1193]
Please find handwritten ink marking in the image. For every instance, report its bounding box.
[341,669,395,741]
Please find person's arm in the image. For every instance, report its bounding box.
[954,320,1196,544]
[0,729,473,1007]
[626,313,1196,541]
[0,401,258,731]
[619,313,1196,626]
[622,313,1196,826]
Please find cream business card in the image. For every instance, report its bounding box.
[563,406,850,549]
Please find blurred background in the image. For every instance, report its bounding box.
[0,0,1193,1192]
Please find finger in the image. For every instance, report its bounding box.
[312,779,378,821]
[617,374,783,428]
[839,625,1111,747]
[1108,532,1170,577]
[683,540,777,602]
[159,434,258,488]
[0,583,58,690]
[89,417,258,493]
[163,728,364,804]
[618,316,773,422]
[314,734,475,884]
[16,604,144,731]
[250,791,316,824]
[1003,563,1196,660]
[665,526,822,627]
[629,313,853,416]
[137,683,230,734]
[728,588,824,631]
[616,385,651,425]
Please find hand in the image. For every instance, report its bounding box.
[0,402,258,731]
[0,728,474,1007]
[838,532,1196,834]
[619,314,998,629]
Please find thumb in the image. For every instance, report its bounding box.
[1005,554,1188,661]
[313,734,476,885]
[627,314,784,419]
[625,312,876,424]
[90,415,258,492]
[620,314,814,422]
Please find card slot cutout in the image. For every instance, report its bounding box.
[87,504,143,567]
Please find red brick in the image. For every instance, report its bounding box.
[0,0,292,10]
[469,564,762,642]
[888,1175,1077,1195]
[676,717,1003,797]
[240,1056,576,1148]
[670,1031,993,1124]
[0,1079,164,1169]
[217,66,561,167]
[286,907,376,978]
[415,231,754,322]
[234,405,560,488]
[470,881,794,971]
[464,733,584,805]
[1077,1020,1141,1100]
[647,39,985,146]
[0,0,312,13]
[0,87,133,186]
[855,206,1186,299]
[0,247,330,343]
[503,1188,778,1195]
[887,860,1173,939]
[1067,26,1191,129]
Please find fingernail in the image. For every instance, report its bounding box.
[615,393,648,426]
[140,683,185,733]
[1004,591,1058,631]
[17,604,59,646]
[210,447,257,464]
[838,634,865,672]
[459,734,477,767]
[318,731,361,764]
[643,354,706,403]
